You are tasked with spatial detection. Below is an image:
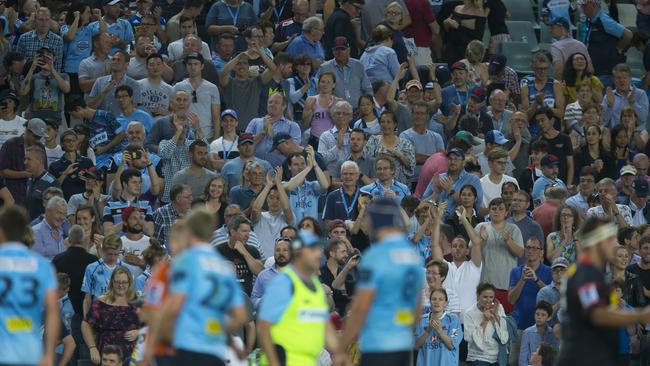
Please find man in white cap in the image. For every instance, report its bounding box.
[0,118,47,207]
[556,217,650,365]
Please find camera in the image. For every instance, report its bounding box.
[130,150,142,160]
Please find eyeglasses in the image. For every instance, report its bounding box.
[335,111,352,116]
[191,90,197,103]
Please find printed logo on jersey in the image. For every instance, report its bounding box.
[578,282,600,309]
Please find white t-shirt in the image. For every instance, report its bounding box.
[209,136,239,160]
[0,115,25,147]
[253,211,288,261]
[120,234,151,277]
[45,145,63,167]
[443,260,483,320]
[480,174,519,208]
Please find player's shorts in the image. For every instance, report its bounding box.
[174,349,225,366]
[359,351,411,366]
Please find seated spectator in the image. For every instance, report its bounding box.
[210,203,264,256]
[32,196,67,260]
[153,184,193,245]
[215,215,263,295]
[102,169,154,236]
[361,155,411,204]
[521,52,565,121]
[587,178,633,228]
[250,167,295,258]
[464,282,510,365]
[518,301,559,366]
[532,154,568,206]
[49,130,95,200]
[602,64,648,129]
[546,204,580,263]
[561,52,602,105]
[318,100,353,173]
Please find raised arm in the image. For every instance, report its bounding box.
[283,153,314,191]
[274,166,295,225]
[251,171,274,224]
[386,63,408,111]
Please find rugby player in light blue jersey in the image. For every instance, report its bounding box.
[0,206,60,366]
[341,197,425,366]
[155,209,248,365]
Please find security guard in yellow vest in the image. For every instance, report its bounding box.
[257,231,349,366]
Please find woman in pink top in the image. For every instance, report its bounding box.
[302,71,340,149]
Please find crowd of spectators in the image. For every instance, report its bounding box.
[4,0,650,364]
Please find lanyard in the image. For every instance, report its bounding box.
[222,138,236,159]
[226,4,241,26]
[335,64,350,84]
[273,0,288,20]
[455,87,467,105]
[340,188,359,218]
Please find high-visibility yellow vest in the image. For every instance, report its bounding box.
[264,266,329,366]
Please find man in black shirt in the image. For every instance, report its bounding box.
[557,217,650,366]
[215,215,263,295]
[533,107,574,189]
[320,237,357,315]
[625,236,650,307]
[323,0,364,59]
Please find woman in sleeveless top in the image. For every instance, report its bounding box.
[442,0,489,65]
[521,51,565,123]
[302,71,340,149]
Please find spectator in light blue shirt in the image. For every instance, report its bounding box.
[532,154,568,206]
[360,25,400,84]
[60,3,101,79]
[286,16,326,67]
[518,301,559,366]
[361,156,411,204]
[31,196,68,260]
[251,237,291,309]
[601,63,649,130]
[88,0,134,55]
[566,167,596,216]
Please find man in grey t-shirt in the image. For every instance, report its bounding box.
[138,53,173,117]
[87,50,141,117]
[171,139,218,198]
[399,100,445,184]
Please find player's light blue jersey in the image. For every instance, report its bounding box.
[356,233,425,353]
[81,259,125,300]
[0,242,57,365]
[170,244,244,359]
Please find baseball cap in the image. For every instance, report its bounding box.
[488,54,507,76]
[549,17,570,29]
[485,130,509,145]
[424,82,434,89]
[328,219,346,233]
[238,132,254,145]
[540,154,559,168]
[43,117,59,129]
[290,230,321,250]
[447,147,465,160]
[184,52,204,63]
[82,166,102,180]
[633,177,649,197]
[105,0,122,5]
[27,118,46,137]
[0,89,18,105]
[121,206,141,223]
[333,36,350,49]
[405,79,422,90]
[469,87,486,103]
[271,133,292,151]
[451,61,467,71]
[621,165,637,176]
[551,257,569,269]
[455,130,481,146]
[435,65,451,86]
[221,109,238,120]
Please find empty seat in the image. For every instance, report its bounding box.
[506,21,540,51]
[502,42,534,75]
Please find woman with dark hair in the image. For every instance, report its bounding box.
[444,184,482,241]
[364,110,415,183]
[72,124,96,164]
[619,106,648,151]
[353,95,380,135]
[287,53,318,122]
[530,342,557,366]
[75,204,102,256]
[561,52,603,104]
[197,176,228,228]
[442,0,488,65]
[61,2,105,95]
[302,71,340,149]
[82,267,140,365]
[298,216,324,239]
[573,124,615,184]
[546,204,580,263]
[610,124,635,178]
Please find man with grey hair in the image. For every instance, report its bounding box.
[30,186,72,236]
[318,100,354,173]
[586,178,633,228]
[286,16,326,69]
[32,196,68,260]
[587,178,632,228]
[25,145,61,220]
[323,160,362,224]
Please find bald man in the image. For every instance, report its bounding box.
[617,153,650,191]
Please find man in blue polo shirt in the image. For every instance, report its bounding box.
[286,16,325,68]
[361,156,411,204]
[532,154,568,206]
